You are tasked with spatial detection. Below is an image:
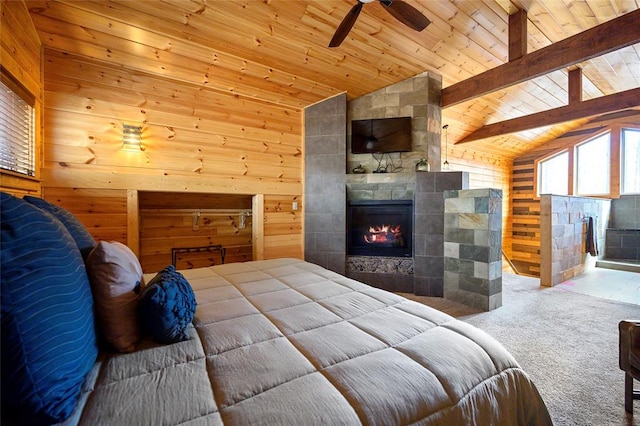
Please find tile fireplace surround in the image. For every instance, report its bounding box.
[311,170,503,311]
[304,92,502,310]
[345,172,503,311]
[346,171,468,297]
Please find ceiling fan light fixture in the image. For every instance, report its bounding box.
[328,0,430,48]
[381,0,431,31]
[328,1,363,47]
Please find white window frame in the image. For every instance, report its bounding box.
[537,150,570,196]
[574,131,611,197]
[621,127,640,195]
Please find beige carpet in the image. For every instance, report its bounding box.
[400,273,640,426]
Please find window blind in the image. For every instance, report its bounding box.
[0,74,35,177]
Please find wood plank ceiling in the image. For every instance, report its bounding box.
[26,0,640,159]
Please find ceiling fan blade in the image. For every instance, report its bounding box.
[329,1,363,47]
[380,0,430,32]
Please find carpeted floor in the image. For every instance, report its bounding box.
[400,273,640,426]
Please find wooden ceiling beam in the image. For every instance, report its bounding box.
[568,68,582,104]
[455,87,640,144]
[442,9,640,108]
[508,9,527,61]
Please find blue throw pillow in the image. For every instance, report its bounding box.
[1,192,98,424]
[138,265,197,344]
[23,195,96,260]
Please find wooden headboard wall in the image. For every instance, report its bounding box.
[38,48,304,270]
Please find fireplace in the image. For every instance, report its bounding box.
[347,200,413,257]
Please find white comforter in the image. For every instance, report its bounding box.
[76,258,551,425]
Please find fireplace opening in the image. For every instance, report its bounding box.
[347,200,413,257]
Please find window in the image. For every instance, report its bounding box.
[0,72,36,177]
[622,128,640,194]
[575,132,610,195]
[538,151,569,196]
[534,125,640,199]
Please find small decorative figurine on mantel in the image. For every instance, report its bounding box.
[415,158,430,172]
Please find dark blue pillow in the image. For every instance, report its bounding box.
[1,192,98,424]
[23,195,96,260]
[138,265,197,344]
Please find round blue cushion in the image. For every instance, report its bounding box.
[138,265,197,344]
[1,192,98,424]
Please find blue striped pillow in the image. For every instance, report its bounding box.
[1,192,98,424]
[23,195,96,260]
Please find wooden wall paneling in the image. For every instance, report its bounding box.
[127,189,139,256]
[39,46,303,264]
[41,187,128,243]
[252,194,265,261]
[263,234,304,259]
[42,89,301,148]
[262,195,303,260]
[44,138,301,182]
[43,52,302,134]
[510,157,541,276]
[42,127,302,185]
[1,1,41,97]
[138,192,252,210]
[41,52,304,198]
[46,53,302,192]
[39,40,304,268]
[40,165,302,197]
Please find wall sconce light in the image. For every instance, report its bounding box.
[442,124,450,170]
[122,124,142,151]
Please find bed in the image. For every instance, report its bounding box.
[1,192,552,425]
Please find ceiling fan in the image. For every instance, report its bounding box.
[329,0,430,48]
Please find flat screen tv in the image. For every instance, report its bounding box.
[351,117,412,154]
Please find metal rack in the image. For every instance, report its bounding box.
[171,244,226,267]
[139,208,252,230]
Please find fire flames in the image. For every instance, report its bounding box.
[363,224,403,244]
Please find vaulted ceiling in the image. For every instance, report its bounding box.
[26,0,640,159]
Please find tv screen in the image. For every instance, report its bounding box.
[351,117,412,154]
